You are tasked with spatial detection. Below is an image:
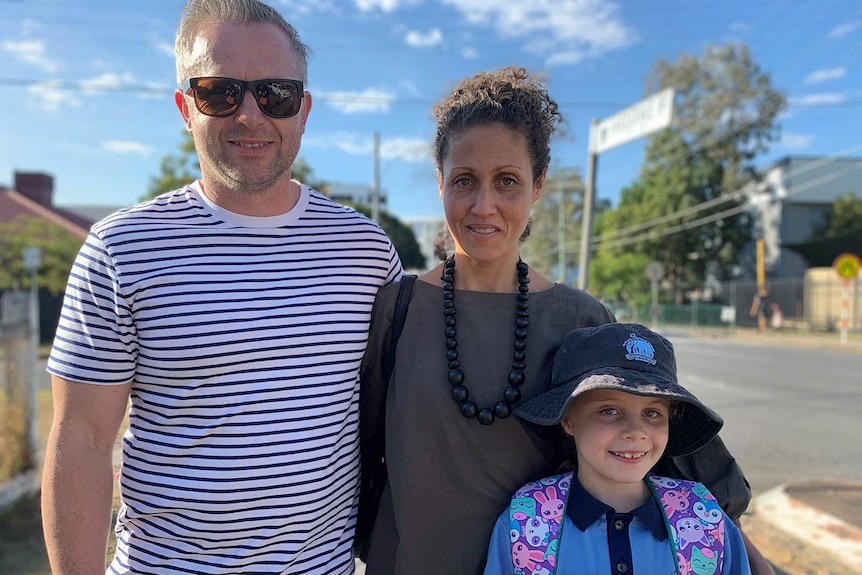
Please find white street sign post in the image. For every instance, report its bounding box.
[577,88,675,291]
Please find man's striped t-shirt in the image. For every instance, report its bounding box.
[47,182,403,575]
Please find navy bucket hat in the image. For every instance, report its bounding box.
[515,323,723,457]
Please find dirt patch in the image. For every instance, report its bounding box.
[741,513,862,575]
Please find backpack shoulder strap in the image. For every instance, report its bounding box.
[648,474,726,575]
[385,274,416,380]
[509,471,573,575]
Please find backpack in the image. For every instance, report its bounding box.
[509,472,726,575]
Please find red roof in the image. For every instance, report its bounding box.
[0,187,91,240]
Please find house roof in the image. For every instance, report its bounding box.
[0,186,92,240]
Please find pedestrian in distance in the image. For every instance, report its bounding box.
[749,287,771,333]
[41,1,401,574]
[356,67,771,575]
[483,323,752,575]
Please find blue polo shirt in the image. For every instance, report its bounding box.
[483,476,751,575]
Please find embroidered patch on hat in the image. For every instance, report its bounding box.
[624,332,657,365]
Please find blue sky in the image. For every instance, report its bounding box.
[1,0,861,221]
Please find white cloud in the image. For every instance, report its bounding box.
[1,39,59,73]
[305,132,429,162]
[828,20,860,39]
[779,133,814,150]
[155,40,175,58]
[277,0,340,15]
[102,141,154,157]
[461,47,478,59]
[21,19,42,36]
[804,66,846,85]
[790,92,847,107]
[405,28,442,48]
[440,0,636,66]
[26,81,82,112]
[321,88,397,114]
[354,0,421,12]
[380,137,432,161]
[80,72,137,94]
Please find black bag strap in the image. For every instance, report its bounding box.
[386,274,416,380]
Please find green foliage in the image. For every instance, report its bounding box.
[143,132,200,200]
[0,217,82,295]
[589,42,781,304]
[590,250,652,308]
[591,129,752,303]
[647,42,786,194]
[345,203,425,270]
[813,191,862,239]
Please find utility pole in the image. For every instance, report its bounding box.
[371,131,381,222]
[557,170,566,283]
[577,121,599,292]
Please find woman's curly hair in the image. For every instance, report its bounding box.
[433,67,562,181]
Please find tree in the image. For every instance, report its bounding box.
[812,191,862,239]
[345,203,425,270]
[589,42,784,304]
[0,217,82,295]
[143,132,200,200]
[646,42,787,194]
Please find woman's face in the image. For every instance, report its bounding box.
[438,124,544,265]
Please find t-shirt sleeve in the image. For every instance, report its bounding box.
[47,232,137,385]
[482,510,515,575]
[722,513,753,575]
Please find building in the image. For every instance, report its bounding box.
[745,155,862,279]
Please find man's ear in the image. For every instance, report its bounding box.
[437,171,444,199]
[175,90,193,133]
[299,91,313,134]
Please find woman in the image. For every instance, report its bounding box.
[359,67,768,575]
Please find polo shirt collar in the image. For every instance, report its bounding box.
[565,475,668,541]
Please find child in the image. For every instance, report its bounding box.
[483,323,752,575]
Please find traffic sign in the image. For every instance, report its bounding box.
[833,252,861,279]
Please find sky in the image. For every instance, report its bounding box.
[1,0,861,222]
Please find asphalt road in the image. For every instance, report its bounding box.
[667,334,862,496]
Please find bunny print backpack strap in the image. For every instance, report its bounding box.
[508,471,572,575]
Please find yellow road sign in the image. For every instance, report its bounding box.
[833,252,861,279]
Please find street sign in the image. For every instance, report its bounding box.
[591,88,675,154]
[645,261,664,282]
[833,252,861,279]
[23,246,42,270]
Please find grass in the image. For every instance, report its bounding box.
[0,389,120,575]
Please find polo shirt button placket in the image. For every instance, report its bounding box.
[616,561,629,573]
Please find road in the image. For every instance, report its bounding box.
[667,333,862,496]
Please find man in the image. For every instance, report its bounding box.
[41,1,401,573]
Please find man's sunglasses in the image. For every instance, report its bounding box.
[181,77,305,119]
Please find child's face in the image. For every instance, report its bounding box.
[561,389,670,502]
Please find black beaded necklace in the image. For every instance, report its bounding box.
[442,256,529,425]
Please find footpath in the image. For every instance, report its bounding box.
[688,327,862,575]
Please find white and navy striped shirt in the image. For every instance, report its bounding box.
[48,182,402,575]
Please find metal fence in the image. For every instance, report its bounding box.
[610,275,861,334]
